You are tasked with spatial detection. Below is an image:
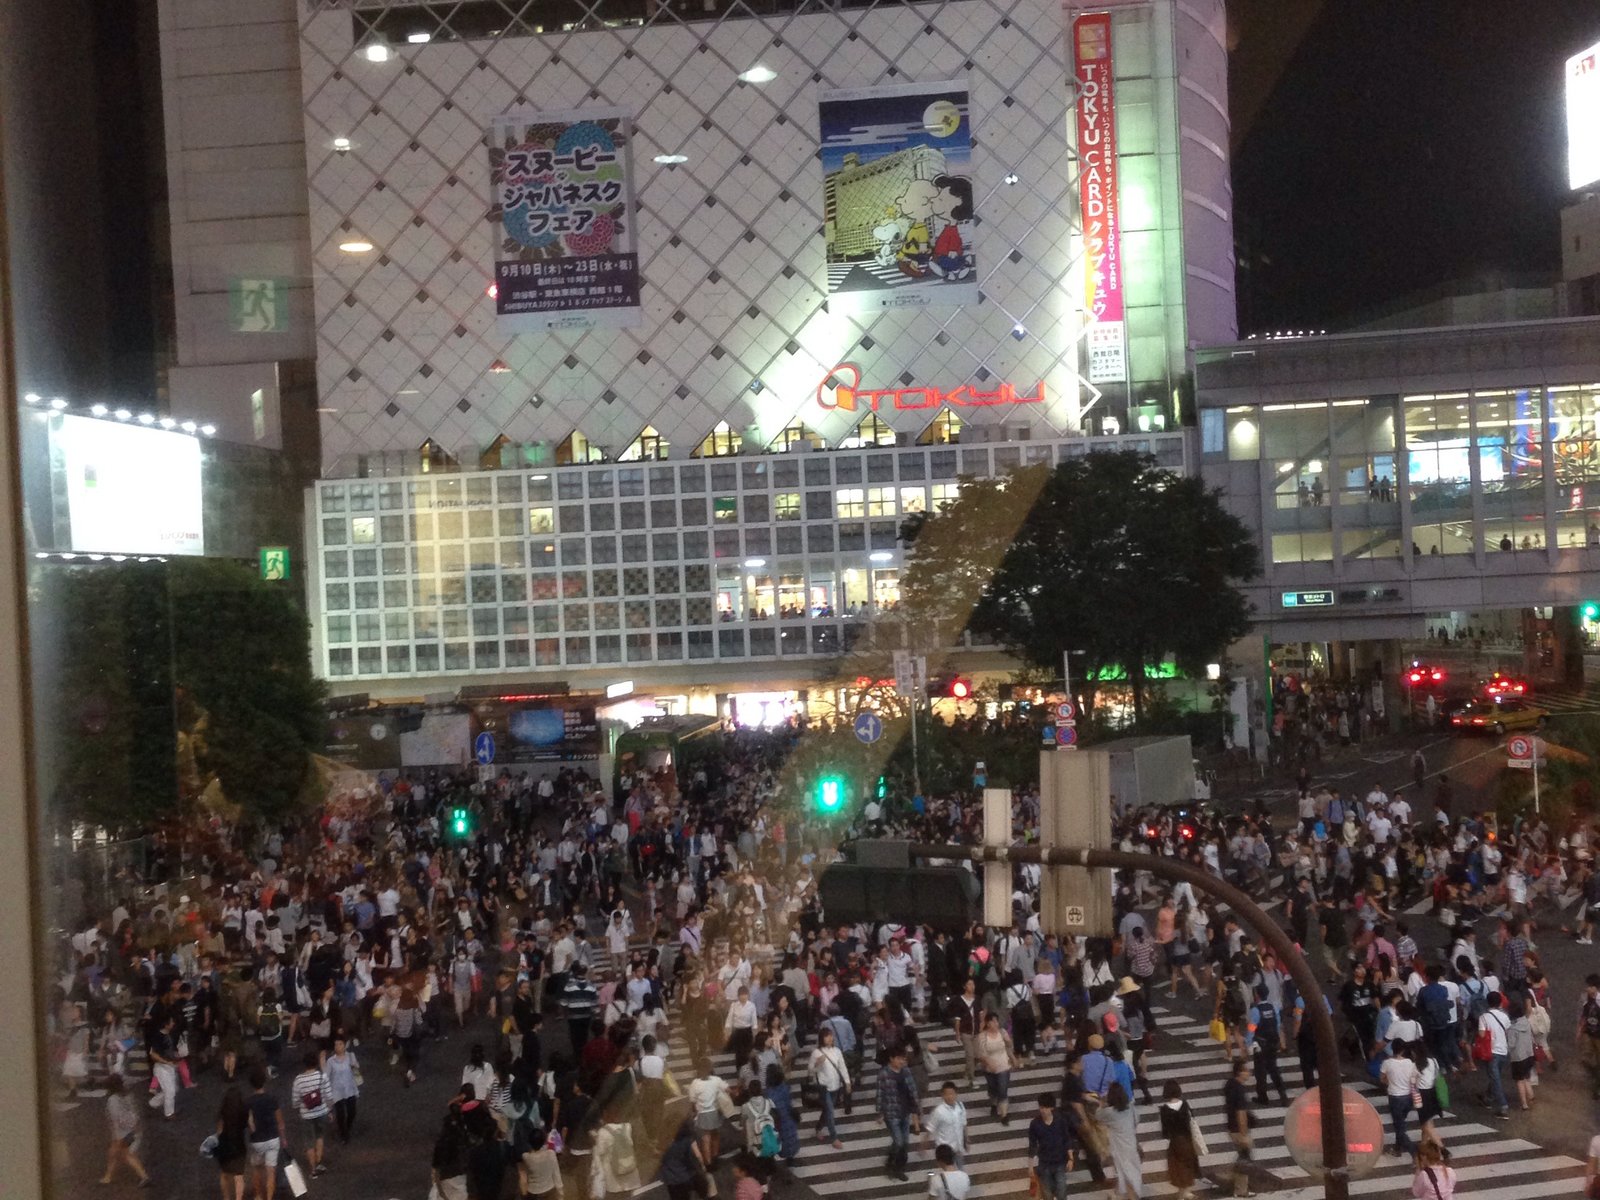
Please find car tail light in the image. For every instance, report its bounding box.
[1471,718,1484,725]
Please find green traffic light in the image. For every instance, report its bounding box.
[1584,601,1600,622]
[451,807,470,836]
[816,776,846,813]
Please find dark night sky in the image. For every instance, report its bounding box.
[1231,0,1600,333]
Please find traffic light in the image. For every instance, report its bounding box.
[814,775,847,814]
[875,775,887,800]
[949,677,972,700]
[1583,601,1600,622]
[450,806,471,837]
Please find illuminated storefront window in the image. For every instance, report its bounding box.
[556,430,605,465]
[1548,384,1600,548]
[768,422,824,452]
[836,488,865,518]
[695,421,743,457]
[839,412,897,448]
[1225,408,1260,461]
[1405,396,1474,556]
[918,409,963,445]
[618,425,669,461]
[899,486,927,514]
[872,568,902,608]
[1333,397,1401,559]
[1477,389,1545,553]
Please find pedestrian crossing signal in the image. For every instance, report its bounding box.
[1583,601,1600,621]
[815,776,846,814]
[450,806,471,837]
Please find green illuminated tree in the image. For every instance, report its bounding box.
[900,451,1259,723]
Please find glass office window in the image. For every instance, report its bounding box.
[1478,389,1546,553]
[657,631,683,659]
[1271,532,1335,563]
[1548,385,1600,548]
[1405,396,1475,556]
[505,640,531,668]
[1262,403,1331,508]
[836,488,865,518]
[535,638,561,666]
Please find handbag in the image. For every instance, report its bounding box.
[283,1160,309,1198]
[1208,1018,1227,1043]
[1187,1112,1209,1158]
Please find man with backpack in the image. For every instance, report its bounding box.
[1417,965,1458,1072]
[1245,984,1288,1106]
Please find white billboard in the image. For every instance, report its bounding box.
[1569,38,1600,190]
[52,415,204,556]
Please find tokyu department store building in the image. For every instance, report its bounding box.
[275,0,1236,710]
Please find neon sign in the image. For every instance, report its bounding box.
[817,363,1045,413]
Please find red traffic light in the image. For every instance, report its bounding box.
[949,678,972,699]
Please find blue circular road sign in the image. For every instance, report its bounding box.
[853,712,884,744]
[474,731,497,765]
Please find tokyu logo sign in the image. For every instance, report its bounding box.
[817,363,1045,413]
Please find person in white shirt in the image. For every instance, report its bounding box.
[1388,797,1412,827]
[1478,995,1512,1116]
[929,1144,971,1200]
[807,1027,851,1147]
[724,987,759,1068]
[925,1081,969,1163]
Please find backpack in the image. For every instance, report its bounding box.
[1583,998,1600,1040]
[1462,978,1489,1024]
[258,1003,282,1042]
[1418,986,1452,1032]
[750,1101,778,1158]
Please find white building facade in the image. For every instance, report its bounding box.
[282,0,1234,696]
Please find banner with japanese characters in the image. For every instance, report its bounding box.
[488,108,641,333]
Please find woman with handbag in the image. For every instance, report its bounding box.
[686,1058,732,1166]
[807,1026,850,1148]
[975,1012,1015,1125]
[1158,1081,1201,1200]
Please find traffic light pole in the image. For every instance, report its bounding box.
[908,841,1350,1200]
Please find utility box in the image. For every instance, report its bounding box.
[1094,735,1196,817]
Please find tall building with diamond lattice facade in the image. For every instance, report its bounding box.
[160,0,1235,702]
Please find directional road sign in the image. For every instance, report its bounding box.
[474,731,496,765]
[853,711,884,745]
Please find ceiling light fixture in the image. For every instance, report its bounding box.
[363,43,390,63]
[200,424,217,436]
[407,31,432,43]
[339,240,375,253]
[90,404,108,416]
[49,397,68,410]
[738,65,777,83]
[653,153,689,164]
[332,137,352,152]
[113,409,131,421]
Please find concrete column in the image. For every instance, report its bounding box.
[1038,749,1113,937]
[0,175,47,1196]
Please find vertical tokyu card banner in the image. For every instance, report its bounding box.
[1072,12,1127,385]
[489,108,641,333]
[819,81,978,312]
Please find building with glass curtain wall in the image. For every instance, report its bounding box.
[1197,315,1600,652]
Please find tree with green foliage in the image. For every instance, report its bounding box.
[900,451,1259,722]
[34,557,325,834]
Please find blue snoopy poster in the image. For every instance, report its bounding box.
[818,81,978,313]
[488,107,641,334]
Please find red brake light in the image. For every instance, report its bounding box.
[1471,718,1484,725]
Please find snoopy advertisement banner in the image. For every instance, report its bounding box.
[818,82,978,313]
[487,107,642,334]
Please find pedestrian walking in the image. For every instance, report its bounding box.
[1223,1059,1256,1198]
[290,1050,332,1178]
[212,1085,250,1200]
[876,1045,920,1181]
[1474,992,1511,1118]
[99,1076,152,1188]
[325,1034,362,1144]
[807,1025,850,1147]
[245,1067,288,1200]
[1159,1081,1202,1200]
[975,1012,1014,1124]
[1094,1083,1142,1200]
[1027,1094,1071,1200]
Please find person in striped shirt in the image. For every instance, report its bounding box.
[291,1052,332,1177]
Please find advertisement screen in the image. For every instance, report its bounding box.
[51,414,204,556]
[472,700,600,764]
[1570,39,1600,189]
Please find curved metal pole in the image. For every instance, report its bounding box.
[911,842,1350,1200]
